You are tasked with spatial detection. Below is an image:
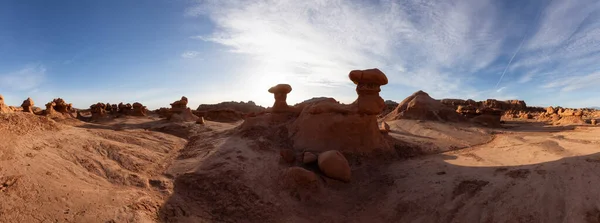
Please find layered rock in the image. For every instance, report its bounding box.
[21,98,34,113]
[348,68,387,115]
[383,90,463,122]
[471,108,503,128]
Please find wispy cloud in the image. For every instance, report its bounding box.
[0,64,46,91]
[187,0,600,107]
[181,51,201,59]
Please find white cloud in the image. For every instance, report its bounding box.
[188,0,514,99]
[181,51,201,59]
[187,0,600,106]
[0,64,46,91]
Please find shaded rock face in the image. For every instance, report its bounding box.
[379,100,399,118]
[196,101,266,114]
[131,102,147,116]
[349,69,388,115]
[268,84,293,113]
[21,98,35,113]
[195,109,244,123]
[383,90,463,122]
[280,167,321,201]
[118,103,133,115]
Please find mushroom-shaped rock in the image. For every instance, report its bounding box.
[52,98,70,113]
[268,84,292,113]
[131,102,147,116]
[44,101,56,115]
[21,98,35,113]
[317,150,351,182]
[349,68,388,115]
[170,96,188,113]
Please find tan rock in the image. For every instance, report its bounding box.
[21,97,34,113]
[0,94,12,114]
[592,119,597,125]
[349,68,388,115]
[380,122,390,134]
[44,101,56,115]
[90,103,107,120]
[317,150,351,182]
[268,84,292,113]
[302,152,317,164]
[196,116,205,125]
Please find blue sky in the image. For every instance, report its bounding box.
[1,0,600,109]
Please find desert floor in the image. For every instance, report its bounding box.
[1,113,600,223]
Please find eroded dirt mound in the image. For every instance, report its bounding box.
[0,114,186,222]
[384,90,463,122]
[0,113,60,135]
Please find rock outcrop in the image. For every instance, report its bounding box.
[0,95,13,113]
[383,90,463,122]
[470,108,503,128]
[348,68,387,115]
[288,69,391,153]
[317,150,351,182]
[268,84,293,113]
[131,102,147,116]
[166,96,199,122]
[21,98,34,113]
[90,103,107,120]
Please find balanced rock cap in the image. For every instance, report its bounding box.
[268,84,292,94]
[349,68,388,85]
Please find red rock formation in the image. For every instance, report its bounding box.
[318,150,351,182]
[286,69,391,153]
[0,95,12,113]
[21,98,34,113]
[268,84,293,113]
[166,96,198,122]
[383,90,463,122]
[90,103,107,120]
[131,102,147,116]
[52,98,70,113]
[349,68,388,115]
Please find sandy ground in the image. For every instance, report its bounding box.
[2,112,600,223]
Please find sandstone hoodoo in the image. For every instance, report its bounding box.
[131,102,147,116]
[288,69,391,153]
[317,150,351,182]
[349,68,387,115]
[0,94,12,114]
[166,96,199,122]
[90,102,107,120]
[52,98,71,113]
[21,97,34,113]
[383,90,462,122]
[268,84,292,113]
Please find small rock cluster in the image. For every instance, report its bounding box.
[164,96,199,122]
[280,149,351,201]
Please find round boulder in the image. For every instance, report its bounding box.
[317,150,351,182]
